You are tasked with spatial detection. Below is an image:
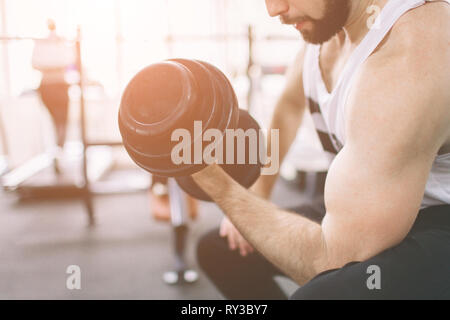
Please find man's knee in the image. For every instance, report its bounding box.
[290,262,376,300]
[290,269,343,300]
[196,228,225,272]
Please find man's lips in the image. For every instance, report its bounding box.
[280,16,311,30]
[295,21,308,30]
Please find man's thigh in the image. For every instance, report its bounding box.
[292,208,450,300]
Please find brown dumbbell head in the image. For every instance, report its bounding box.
[119,59,264,201]
[119,59,239,177]
[175,109,264,201]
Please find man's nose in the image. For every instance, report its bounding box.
[265,0,289,17]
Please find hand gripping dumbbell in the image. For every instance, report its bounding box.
[118,59,265,201]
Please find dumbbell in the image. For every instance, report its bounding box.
[118,59,265,201]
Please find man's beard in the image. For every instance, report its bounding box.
[297,0,351,44]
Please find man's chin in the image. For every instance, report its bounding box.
[299,29,339,45]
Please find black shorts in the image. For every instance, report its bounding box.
[197,204,450,300]
[291,204,450,300]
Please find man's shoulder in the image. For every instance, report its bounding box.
[371,3,448,81]
[346,1,450,157]
[377,1,450,60]
[362,0,450,89]
[396,0,450,28]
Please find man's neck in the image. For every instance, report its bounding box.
[340,0,389,45]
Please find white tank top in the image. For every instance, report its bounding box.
[302,0,450,209]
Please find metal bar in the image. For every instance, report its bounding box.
[0,103,9,157]
[76,29,88,187]
[75,27,95,226]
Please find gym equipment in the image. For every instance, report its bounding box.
[118,59,265,201]
[0,31,148,226]
[0,32,97,225]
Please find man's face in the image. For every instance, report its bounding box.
[266,0,351,44]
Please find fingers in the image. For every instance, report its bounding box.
[227,228,238,251]
[220,218,237,250]
[220,218,254,257]
[219,219,228,237]
[236,232,254,257]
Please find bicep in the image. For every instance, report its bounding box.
[316,11,450,271]
[321,142,433,268]
[318,34,450,268]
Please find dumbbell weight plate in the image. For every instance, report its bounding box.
[119,59,240,178]
[175,109,265,201]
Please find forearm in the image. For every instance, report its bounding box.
[193,165,328,285]
[252,100,306,199]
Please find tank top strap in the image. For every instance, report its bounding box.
[338,0,426,90]
[330,0,427,143]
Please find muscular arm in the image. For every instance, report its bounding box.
[218,45,308,256]
[193,9,450,285]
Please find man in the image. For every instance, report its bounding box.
[193,0,450,299]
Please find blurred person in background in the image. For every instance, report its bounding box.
[32,19,75,173]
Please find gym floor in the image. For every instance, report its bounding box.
[0,169,308,299]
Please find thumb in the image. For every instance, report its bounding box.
[219,221,228,237]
